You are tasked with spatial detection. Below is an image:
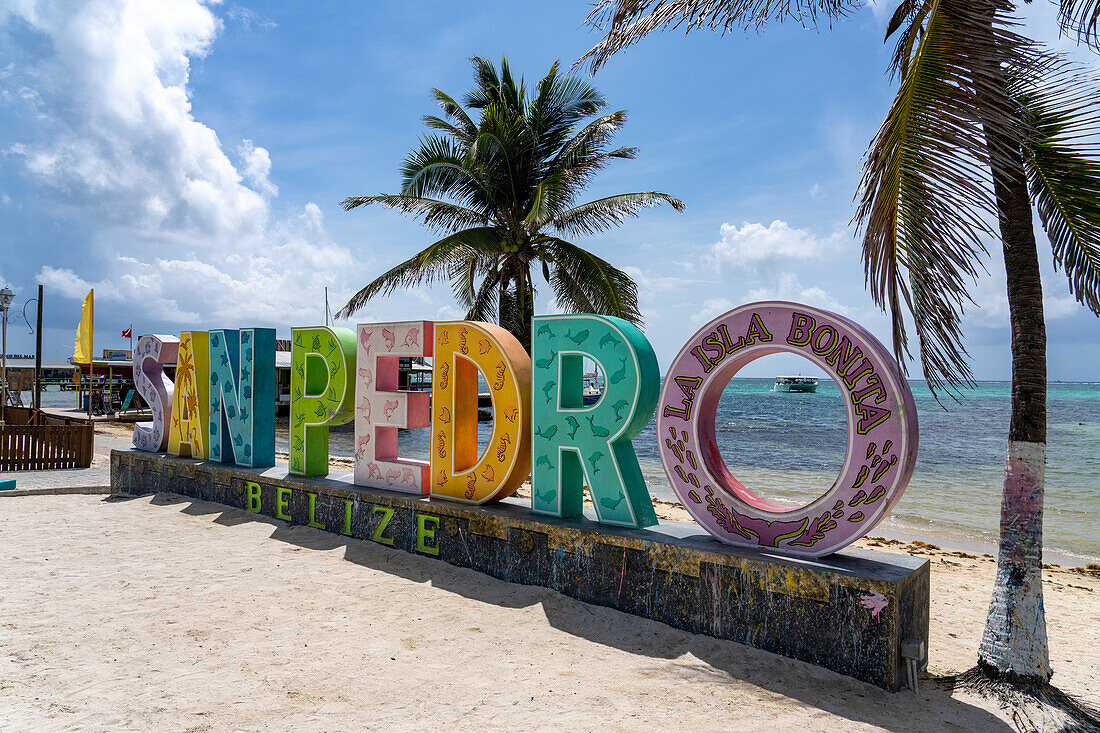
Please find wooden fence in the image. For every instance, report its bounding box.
[0,407,93,471]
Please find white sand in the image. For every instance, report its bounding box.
[1,493,1097,731]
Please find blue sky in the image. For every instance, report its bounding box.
[1,0,1098,380]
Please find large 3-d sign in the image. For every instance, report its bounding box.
[132,301,918,558]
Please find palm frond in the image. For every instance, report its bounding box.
[336,227,505,319]
[465,267,502,322]
[1058,0,1100,49]
[545,238,643,324]
[1016,57,1100,315]
[550,192,685,237]
[855,0,1035,392]
[340,194,489,232]
[429,89,478,140]
[578,0,860,71]
[399,135,486,205]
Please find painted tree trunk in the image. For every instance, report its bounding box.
[978,99,1051,680]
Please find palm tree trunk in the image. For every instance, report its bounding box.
[518,263,533,353]
[978,116,1052,682]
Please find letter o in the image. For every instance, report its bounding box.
[657,302,918,557]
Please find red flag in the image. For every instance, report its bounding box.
[121,327,132,339]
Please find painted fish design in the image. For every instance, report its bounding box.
[535,424,558,440]
[459,328,468,355]
[533,486,558,505]
[496,433,512,462]
[492,361,506,391]
[535,454,554,470]
[598,333,619,349]
[403,327,420,347]
[589,450,604,473]
[383,400,400,419]
[382,327,395,350]
[534,351,557,370]
[600,493,625,511]
[438,406,451,424]
[565,416,580,440]
[535,323,554,339]
[609,356,629,385]
[478,339,491,355]
[481,464,495,482]
[612,399,629,422]
[503,407,518,423]
[465,473,477,499]
[587,415,609,437]
[435,431,447,458]
[566,329,589,344]
[439,361,449,389]
[542,380,556,403]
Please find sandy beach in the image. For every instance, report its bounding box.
[1,488,1096,731]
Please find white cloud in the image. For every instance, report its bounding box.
[621,265,697,304]
[690,297,735,326]
[225,5,277,32]
[435,305,465,321]
[746,272,849,314]
[967,267,1084,328]
[709,220,846,270]
[5,0,358,331]
[239,139,278,198]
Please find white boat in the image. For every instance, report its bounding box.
[774,375,818,393]
[582,374,602,405]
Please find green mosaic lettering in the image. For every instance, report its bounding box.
[246,481,261,512]
[307,492,324,528]
[371,506,396,546]
[276,486,292,521]
[415,514,439,555]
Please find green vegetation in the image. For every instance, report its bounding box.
[338,56,683,351]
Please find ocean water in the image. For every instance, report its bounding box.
[273,379,1099,563]
[34,379,1094,561]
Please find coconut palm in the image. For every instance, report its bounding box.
[337,56,684,351]
[581,0,1100,696]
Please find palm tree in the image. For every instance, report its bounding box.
[581,0,1100,695]
[337,56,684,351]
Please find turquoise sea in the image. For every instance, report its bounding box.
[295,378,1098,563]
[629,379,1100,564]
[36,379,1097,562]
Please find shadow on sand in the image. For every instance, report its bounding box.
[135,492,1012,732]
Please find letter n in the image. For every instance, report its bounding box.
[208,328,275,468]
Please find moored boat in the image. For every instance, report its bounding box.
[774,375,818,393]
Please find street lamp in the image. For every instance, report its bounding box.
[0,285,13,425]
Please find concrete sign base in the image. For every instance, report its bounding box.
[111,449,929,691]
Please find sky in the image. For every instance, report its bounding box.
[1,0,1098,381]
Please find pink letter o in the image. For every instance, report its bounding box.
[657,302,918,557]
